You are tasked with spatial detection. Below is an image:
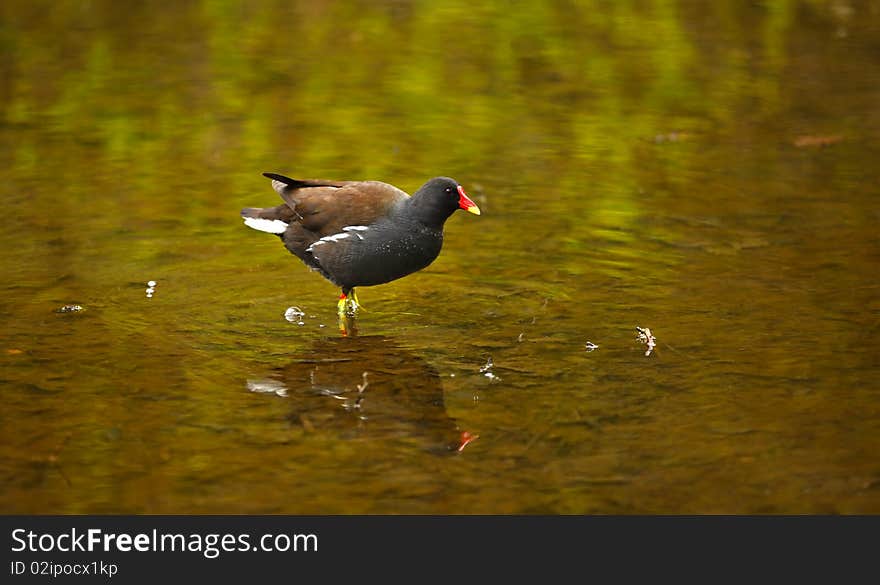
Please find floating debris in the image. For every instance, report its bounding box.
[457,431,480,452]
[635,326,656,356]
[55,304,84,313]
[479,356,501,381]
[246,379,288,397]
[346,372,370,411]
[284,306,306,325]
[146,280,157,298]
[517,332,524,342]
[584,341,599,352]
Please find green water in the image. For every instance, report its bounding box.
[1,0,879,513]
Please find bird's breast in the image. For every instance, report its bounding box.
[317,222,444,288]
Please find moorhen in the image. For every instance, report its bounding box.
[241,172,481,315]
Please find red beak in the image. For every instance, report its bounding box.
[457,185,481,215]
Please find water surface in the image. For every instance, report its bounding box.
[1,0,879,513]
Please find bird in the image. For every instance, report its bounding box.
[241,172,481,316]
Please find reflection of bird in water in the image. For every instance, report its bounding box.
[247,336,477,454]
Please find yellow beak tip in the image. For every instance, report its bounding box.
[467,205,481,216]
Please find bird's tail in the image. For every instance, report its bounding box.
[240,207,288,234]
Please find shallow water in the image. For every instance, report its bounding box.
[1,0,879,513]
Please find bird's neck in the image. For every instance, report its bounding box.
[405,195,452,230]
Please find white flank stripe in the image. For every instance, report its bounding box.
[243,217,288,234]
[344,226,369,240]
[306,231,353,253]
[271,180,288,194]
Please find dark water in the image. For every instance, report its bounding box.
[1,1,879,513]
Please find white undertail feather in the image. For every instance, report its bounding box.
[270,180,288,195]
[243,217,288,234]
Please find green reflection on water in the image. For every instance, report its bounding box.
[1,0,879,513]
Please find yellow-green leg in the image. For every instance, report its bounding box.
[337,288,363,317]
[337,288,362,337]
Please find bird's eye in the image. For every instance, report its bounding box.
[445,187,452,193]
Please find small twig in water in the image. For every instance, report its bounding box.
[457,431,479,452]
[479,357,501,381]
[635,326,656,357]
[353,372,369,410]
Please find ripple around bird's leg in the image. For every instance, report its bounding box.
[337,311,359,337]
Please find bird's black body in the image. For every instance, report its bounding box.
[241,173,480,306]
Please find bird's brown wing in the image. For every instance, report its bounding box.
[286,180,410,237]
